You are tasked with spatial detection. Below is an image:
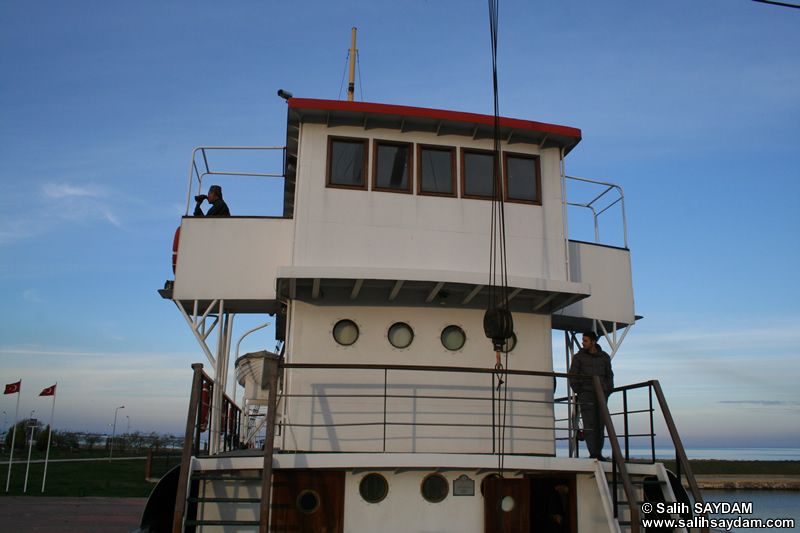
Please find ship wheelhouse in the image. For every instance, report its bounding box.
[156,99,705,533]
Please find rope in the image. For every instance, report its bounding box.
[486,0,512,499]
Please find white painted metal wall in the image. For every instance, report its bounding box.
[291,124,569,283]
[281,302,555,455]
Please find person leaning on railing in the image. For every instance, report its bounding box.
[568,331,614,460]
[194,185,230,217]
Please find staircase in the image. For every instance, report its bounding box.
[597,460,692,533]
[184,469,263,531]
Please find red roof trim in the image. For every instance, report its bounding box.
[288,98,581,140]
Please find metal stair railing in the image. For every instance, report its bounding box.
[594,376,640,533]
[173,363,205,533]
[599,378,709,533]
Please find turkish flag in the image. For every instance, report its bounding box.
[4,381,21,394]
[40,384,57,396]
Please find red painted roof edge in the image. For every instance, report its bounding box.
[288,98,582,140]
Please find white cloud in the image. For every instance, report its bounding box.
[41,182,108,199]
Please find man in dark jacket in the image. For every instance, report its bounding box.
[568,331,614,459]
[194,185,230,217]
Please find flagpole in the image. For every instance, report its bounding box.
[5,381,21,494]
[23,418,35,493]
[42,383,57,493]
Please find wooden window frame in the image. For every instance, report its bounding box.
[460,148,497,200]
[417,144,457,198]
[503,152,542,205]
[326,136,368,191]
[372,139,413,194]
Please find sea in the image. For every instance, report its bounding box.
[555,447,800,531]
[684,448,799,532]
[701,490,798,532]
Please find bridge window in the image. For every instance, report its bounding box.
[418,145,456,196]
[373,140,412,192]
[327,137,367,189]
[504,152,541,204]
[461,149,496,199]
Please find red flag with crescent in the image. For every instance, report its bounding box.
[40,384,57,396]
[4,381,21,394]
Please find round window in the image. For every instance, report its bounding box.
[333,319,359,346]
[296,489,320,514]
[501,495,515,512]
[441,325,466,351]
[421,473,449,503]
[501,332,517,353]
[480,473,500,496]
[359,473,388,503]
[388,322,414,349]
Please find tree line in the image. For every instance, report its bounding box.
[2,418,181,454]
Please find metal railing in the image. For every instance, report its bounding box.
[173,361,706,533]
[183,146,286,216]
[563,174,628,249]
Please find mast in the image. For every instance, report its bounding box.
[348,27,357,102]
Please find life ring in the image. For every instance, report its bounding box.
[172,227,181,274]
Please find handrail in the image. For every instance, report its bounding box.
[172,363,204,533]
[594,376,639,533]
[563,174,628,248]
[184,146,286,216]
[173,362,707,533]
[259,353,281,533]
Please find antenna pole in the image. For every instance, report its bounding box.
[348,27,357,102]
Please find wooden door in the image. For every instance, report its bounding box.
[271,470,345,533]
[484,477,530,532]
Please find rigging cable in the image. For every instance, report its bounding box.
[337,52,351,101]
[484,0,514,487]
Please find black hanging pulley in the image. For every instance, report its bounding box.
[483,307,514,351]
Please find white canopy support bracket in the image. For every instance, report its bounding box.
[175,299,222,368]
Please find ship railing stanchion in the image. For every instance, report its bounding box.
[173,363,205,533]
[260,353,282,533]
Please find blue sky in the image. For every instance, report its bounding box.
[1,1,798,450]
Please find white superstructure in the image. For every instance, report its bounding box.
[151,98,706,533]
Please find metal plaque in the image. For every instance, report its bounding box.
[452,474,475,496]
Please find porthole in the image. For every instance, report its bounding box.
[359,473,388,503]
[333,319,359,346]
[480,473,500,496]
[421,473,449,503]
[501,495,515,512]
[296,489,320,514]
[501,332,517,353]
[441,325,466,351]
[388,322,414,349]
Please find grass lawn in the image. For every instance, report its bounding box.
[663,459,800,476]
[2,457,155,498]
[0,447,181,498]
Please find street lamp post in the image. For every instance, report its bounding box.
[109,406,125,462]
[126,415,130,435]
